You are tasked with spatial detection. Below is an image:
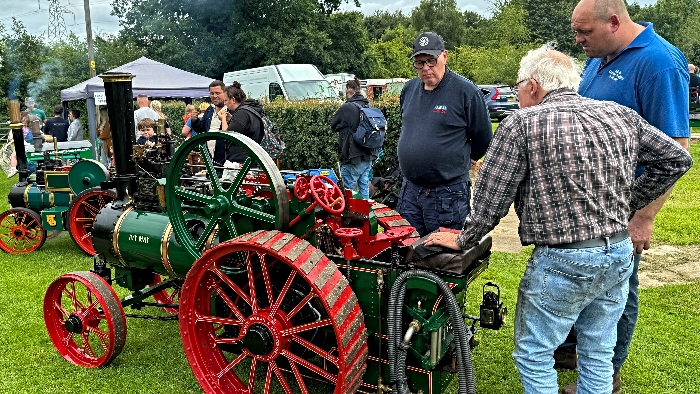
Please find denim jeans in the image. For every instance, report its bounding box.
[557,252,641,374]
[341,161,372,199]
[512,239,634,394]
[396,178,470,237]
[612,252,640,374]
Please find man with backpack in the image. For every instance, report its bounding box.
[331,79,379,199]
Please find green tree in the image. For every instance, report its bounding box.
[366,25,416,78]
[631,0,700,46]
[364,10,410,42]
[410,0,469,49]
[323,12,372,76]
[522,0,581,56]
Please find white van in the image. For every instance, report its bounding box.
[325,73,356,98]
[223,64,336,101]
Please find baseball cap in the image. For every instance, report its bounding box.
[410,32,445,58]
[25,97,35,105]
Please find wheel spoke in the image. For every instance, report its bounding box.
[271,361,294,394]
[259,253,274,309]
[175,186,214,206]
[264,361,274,394]
[81,333,97,358]
[216,350,250,381]
[53,300,71,319]
[195,311,244,328]
[219,216,239,240]
[291,335,339,366]
[288,360,309,394]
[231,205,277,224]
[86,325,110,352]
[64,283,86,312]
[283,350,338,383]
[285,292,315,321]
[247,357,257,392]
[209,265,253,310]
[195,216,220,251]
[282,319,332,337]
[198,143,223,192]
[270,271,295,317]
[226,157,253,195]
[246,252,258,313]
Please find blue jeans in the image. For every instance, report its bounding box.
[512,239,634,394]
[341,161,372,199]
[396,178,470,236]
[612,252,640,374]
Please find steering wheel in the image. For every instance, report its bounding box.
[293,177,310,201]
[309,175,345,214]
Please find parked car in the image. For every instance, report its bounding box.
[478,85,519,121]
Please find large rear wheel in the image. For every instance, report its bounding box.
[67,188,116,255]
[179,230,368,393]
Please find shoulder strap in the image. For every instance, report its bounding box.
[237,105,264,121]
[351,101,370,109]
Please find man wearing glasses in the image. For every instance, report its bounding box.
[396,32,492,237]
[425,44,692,394]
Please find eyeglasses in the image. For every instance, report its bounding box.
[513,78,533,94]
[413,57,439,69]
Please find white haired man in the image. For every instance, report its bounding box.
[425,44,692,394]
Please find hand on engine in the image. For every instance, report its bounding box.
[424,231,460,250]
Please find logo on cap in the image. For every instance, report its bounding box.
[419,37,429,47]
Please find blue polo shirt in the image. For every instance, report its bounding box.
[579,22,689,140]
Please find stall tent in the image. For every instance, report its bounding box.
[60,57,214,159]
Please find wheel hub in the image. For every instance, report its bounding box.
[13,228,25,237]
[243,323,274,355]
[64,314,84,333]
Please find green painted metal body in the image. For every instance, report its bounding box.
[26,141,93,165]
[22,184,71,212]
[335,254,490,394]
[41,206,69,231]
[104,209,198,278]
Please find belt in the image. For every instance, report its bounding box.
[550,230,629,249]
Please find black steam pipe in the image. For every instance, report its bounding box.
[100,72,136,207]
[10,122,29,185]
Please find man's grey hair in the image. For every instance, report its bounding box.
[518,43,582,92]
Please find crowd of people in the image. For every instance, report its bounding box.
[6,0,696,391]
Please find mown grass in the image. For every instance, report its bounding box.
[0,143,697,393]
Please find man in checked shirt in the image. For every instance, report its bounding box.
[424,44,692,394]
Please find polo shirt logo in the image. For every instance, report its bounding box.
[433,105,447,113]
[608,69,624,81]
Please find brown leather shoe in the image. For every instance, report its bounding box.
[554,351,577,371]
[560,373,621,394]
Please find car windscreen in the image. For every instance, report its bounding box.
[283,81,336,100]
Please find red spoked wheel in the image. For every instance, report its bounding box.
[293,177,310,201]
[151,275,182,314]
[180,230,368,394]
[0,207,47,253]
[67,188,116,255]
[309,175,345,214]
[43,271,127,368]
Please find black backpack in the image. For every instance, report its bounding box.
[238,106,286,160]
[351,102,387,149]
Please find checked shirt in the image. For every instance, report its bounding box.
[456,88,692,249]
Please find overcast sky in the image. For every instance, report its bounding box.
[10,0,659,40]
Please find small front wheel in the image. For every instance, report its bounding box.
[44,271,127,367]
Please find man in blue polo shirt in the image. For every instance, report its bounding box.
[560,0,690,393]
[397,32,492,236]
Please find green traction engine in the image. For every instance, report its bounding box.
[2,121,113,255]
[42,73,505,394]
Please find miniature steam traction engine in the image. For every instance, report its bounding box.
[42,73,505,393]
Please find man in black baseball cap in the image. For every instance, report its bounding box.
[396,31,492,236]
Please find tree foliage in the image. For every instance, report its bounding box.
[410,0,469,49]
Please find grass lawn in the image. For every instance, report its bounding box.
[0,143,698,393]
